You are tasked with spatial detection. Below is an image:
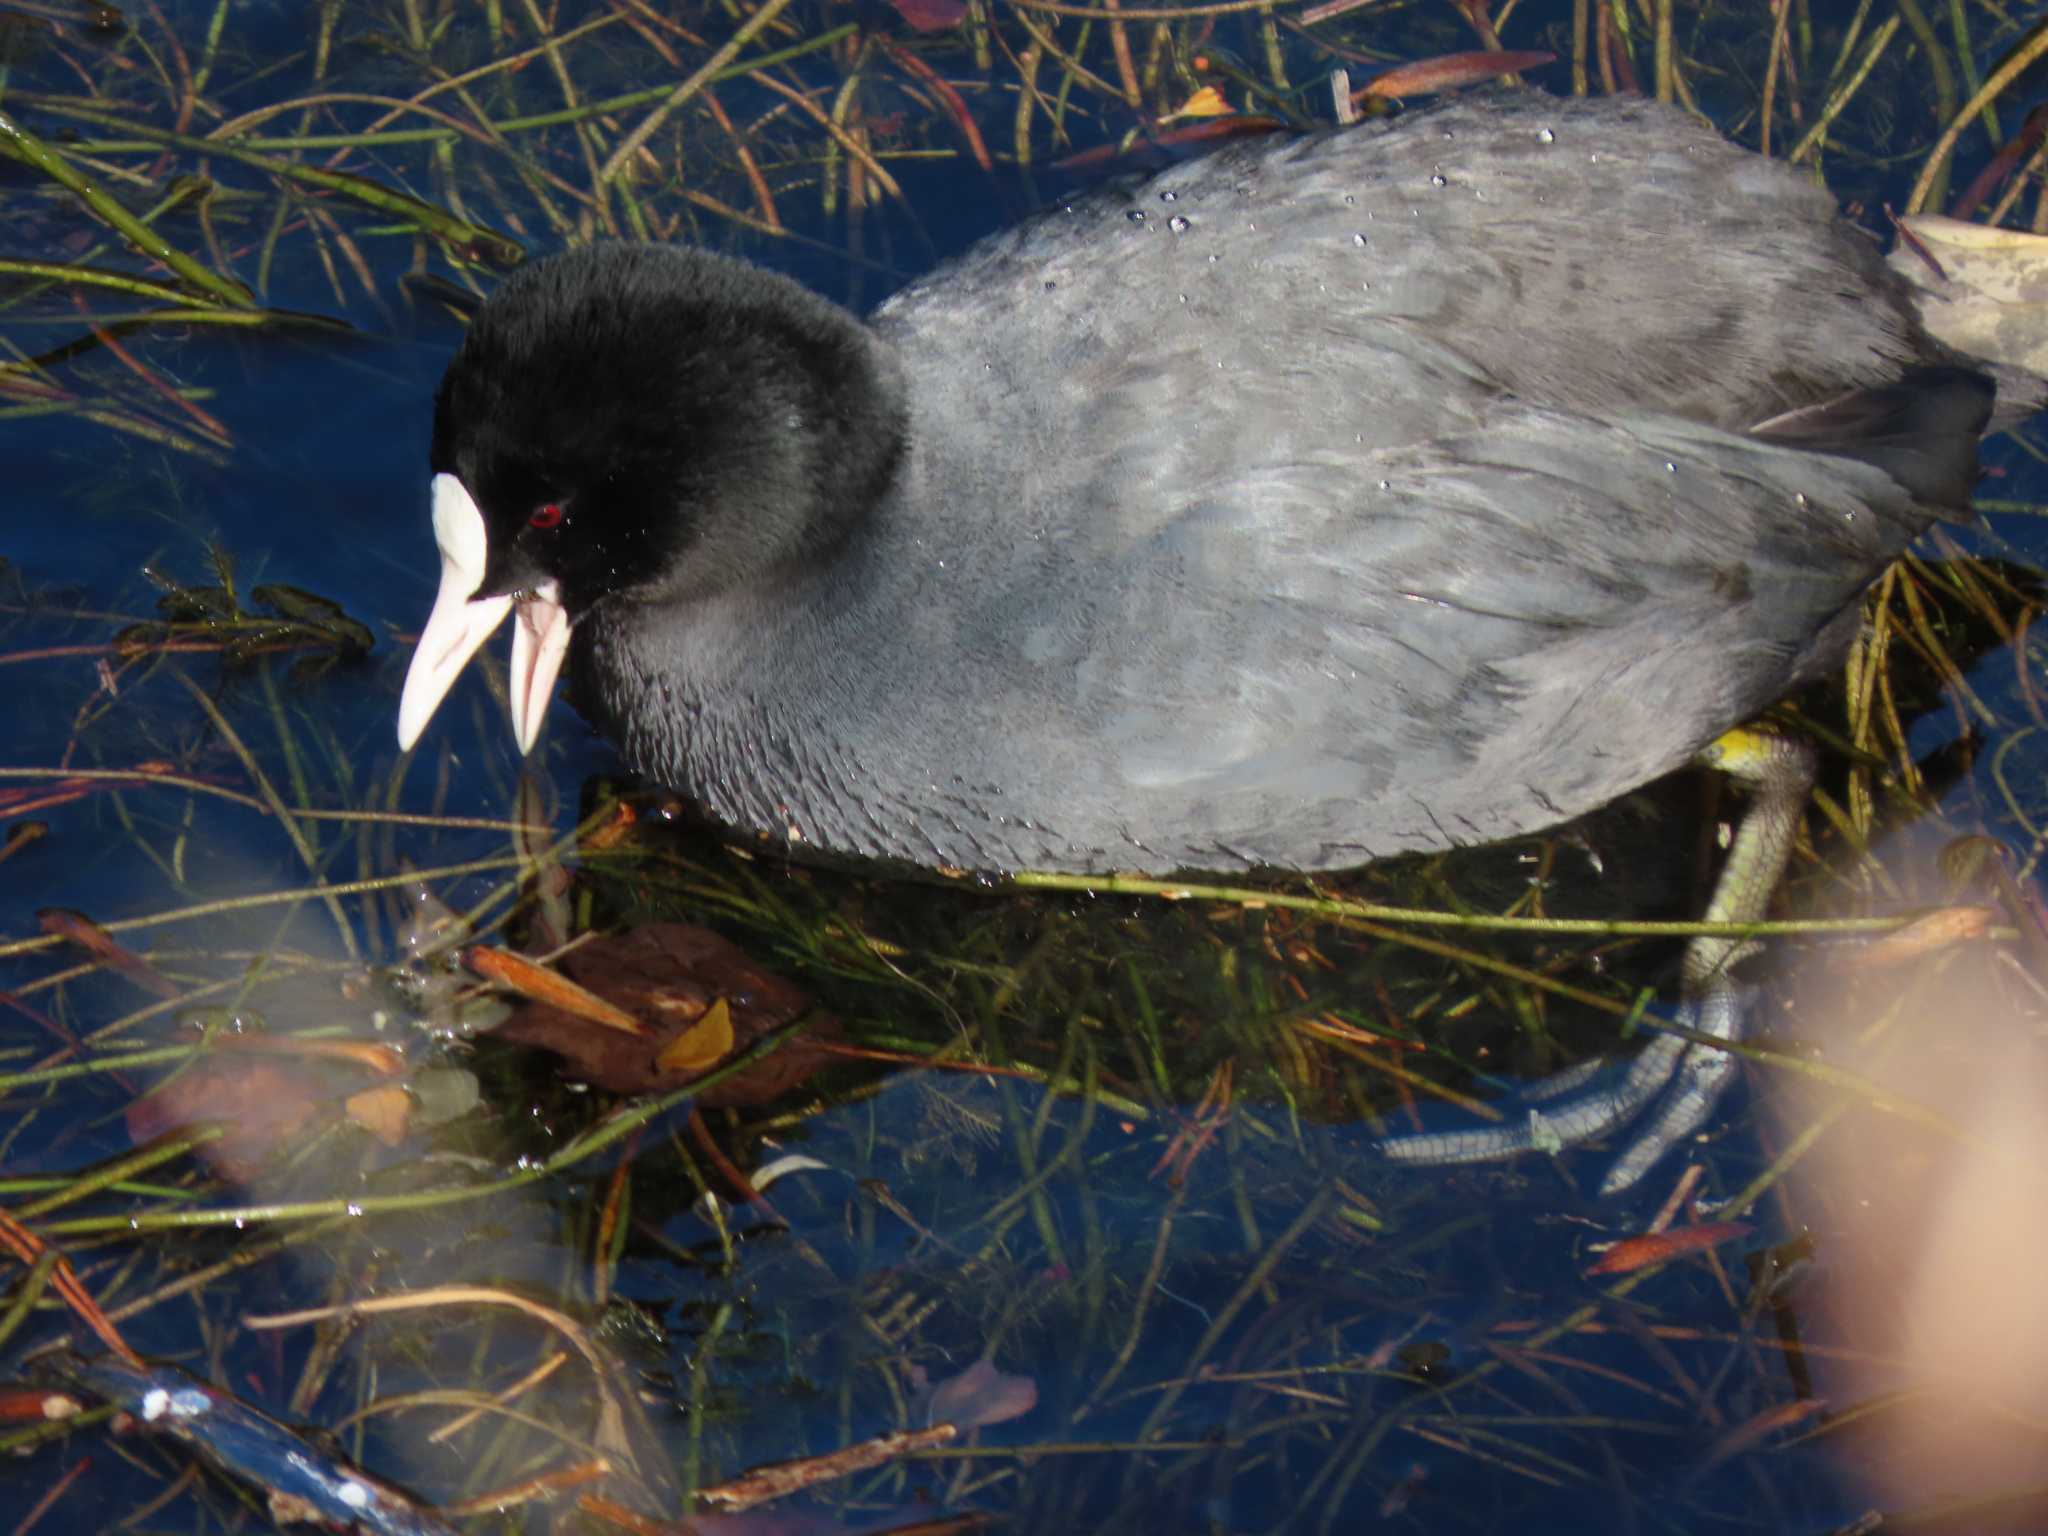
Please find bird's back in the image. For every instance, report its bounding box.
[606,93,1988,873]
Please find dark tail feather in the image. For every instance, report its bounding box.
[1748,365,1994,520]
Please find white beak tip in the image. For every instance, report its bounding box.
[398,474,513,755]
[397,476,574,760]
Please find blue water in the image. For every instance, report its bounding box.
[4,3,2048,1534]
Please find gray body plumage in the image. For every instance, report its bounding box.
[570,92,1969,874]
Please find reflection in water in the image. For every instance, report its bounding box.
[1766,844,2048,1527]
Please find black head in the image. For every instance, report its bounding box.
[430,243,909,619]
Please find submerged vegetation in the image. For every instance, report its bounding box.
[3,0,2048,1532]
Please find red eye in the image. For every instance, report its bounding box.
[529,502,565,529]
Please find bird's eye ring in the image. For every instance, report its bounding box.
[529,502,566,530]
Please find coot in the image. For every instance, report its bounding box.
[397,88,2040,1190]
[400,90,2016,875]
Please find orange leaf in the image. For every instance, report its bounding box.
[1361,50,1556,100]
[1586,1221,1752,1276]
[580,801,639,851]
[1172,86,1232,119]
[220,1036,406,1076]
[467,945,649,1035]
[345,1084,414,1147]
[655,997,734,1075]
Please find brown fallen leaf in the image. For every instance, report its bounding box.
[490,923,844,1106]
[1585,1221,1752,1277]
[127,1059,323,1180]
